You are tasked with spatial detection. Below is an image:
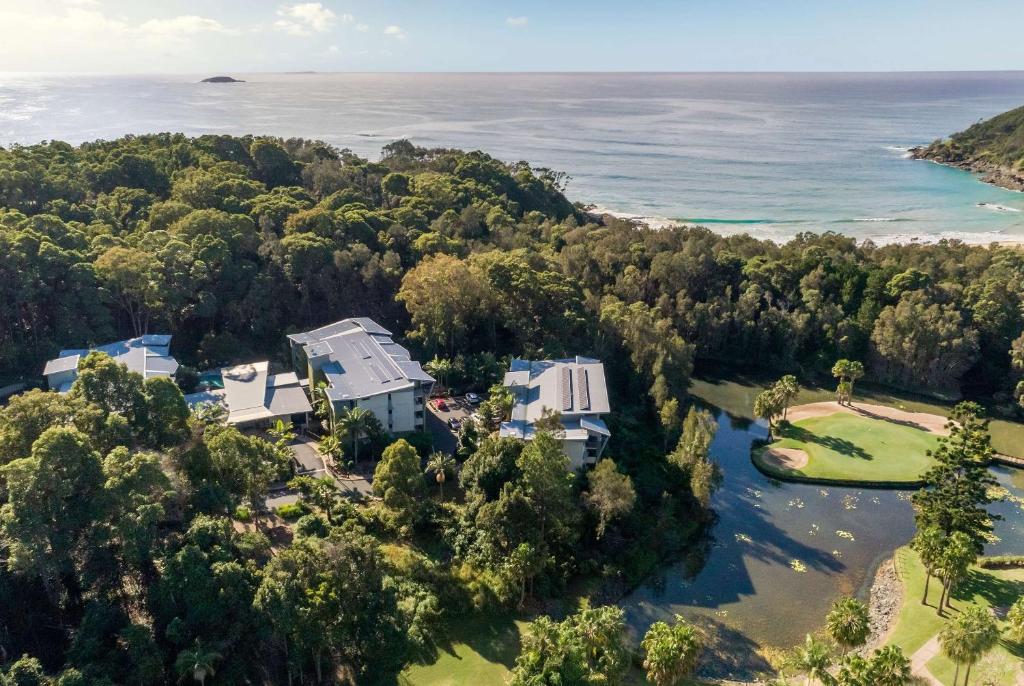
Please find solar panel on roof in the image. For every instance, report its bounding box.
[560,367,573,411]
[575,368,590,410]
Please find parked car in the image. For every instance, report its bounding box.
[465,392,481,404]
[447,417,462,430]
[432,398,449,411]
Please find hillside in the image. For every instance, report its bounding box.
[911,104,1024,191]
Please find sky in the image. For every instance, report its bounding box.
[1,0,1023,73]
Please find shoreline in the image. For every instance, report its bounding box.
[909,147,1024,193]
[864,554,904,652]
[583,204,1024,248]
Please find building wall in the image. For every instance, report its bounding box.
[46,369,77,391]
[562,438,589,470]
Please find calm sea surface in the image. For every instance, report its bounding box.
[2,71,1024,243]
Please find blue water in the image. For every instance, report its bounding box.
[2,71,1024,243]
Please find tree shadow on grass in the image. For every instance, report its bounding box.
[380,612,522,685]
[779,424,872,460]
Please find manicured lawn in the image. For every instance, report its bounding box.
[398,613,524,686]
[887,547,1024,686]
[689,373,1024,459]
[754,412,940,484]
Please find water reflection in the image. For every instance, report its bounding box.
[621,406,1024,678]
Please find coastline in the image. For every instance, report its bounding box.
[584,204,1024,248]
[909,147,1024,193]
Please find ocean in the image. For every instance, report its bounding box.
[2,71,1024,244]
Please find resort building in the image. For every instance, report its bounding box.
[184,362,312,429]
[499,356,611,469]
[42,334,179,393]
[286,318,434,434]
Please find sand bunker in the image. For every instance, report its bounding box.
[784,401,950,436]
[762,447,810,470]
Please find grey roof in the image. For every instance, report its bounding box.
[43,335,178,383]
[291,317,433,401]
[184,363,312,425]
[505,356,610,424]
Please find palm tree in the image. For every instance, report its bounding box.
[938,531,975,614]
[826,597,870,656]
[846,361,864,404]
[424,356,453,390]
[426,452,456,500]
[640,615,703,686]
[940,613,973,686]
[867,645,912,685]
[193,401,227,426]
[317,432,344,469]
[268,419,296,445]
[174,641,222,686]
[776,374,800,420]
[911,526,945,606]
[337,406,374,465]
[832,359,852,405]
[754,388,784,440]
[794,634,833,686]
[959,606,1000,686]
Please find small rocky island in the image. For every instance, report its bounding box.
[200,76,245,83]
[910,104,1024,192]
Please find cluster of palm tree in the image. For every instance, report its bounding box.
[831,359,864,406]
[912,526,977,616]
[311,383,383,471]
[753,374,800,439]
[939,605,1001,686]
[781,597,911,685]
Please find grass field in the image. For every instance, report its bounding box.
[887,547,1024,686]
[689,374,1024,459]
[754,412,941,483]
[398,613,524,686]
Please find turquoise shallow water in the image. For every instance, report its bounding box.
[2,71,1024,243]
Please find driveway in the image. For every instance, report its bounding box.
[426,396,475,455]
[266,436,373,509]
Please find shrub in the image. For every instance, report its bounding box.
[275,502,308,521]
[234,505,252,521]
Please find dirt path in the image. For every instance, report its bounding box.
[910,636,943,686]
[785,401,951,436]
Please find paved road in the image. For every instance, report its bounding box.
[426,396,475,455]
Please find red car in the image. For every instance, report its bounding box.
[432,398,449,411]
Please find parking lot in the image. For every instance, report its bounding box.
[425,395,478,455]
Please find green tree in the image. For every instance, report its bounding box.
[174,641,223,686]
[93,246,162,337]
[754,388,784,439]
[914,403,997,553]
[911,526,945,605]
[0,427,105,605]
[658,397,683,449]
[337,405,375,465]
[373,439,424,531]
[937,531,976,614]
[142,375,189,447]
[510,606,629,686]
[825,597,870,655]
[425,451,456,500]
[940,605,1000,686]
[793,634,833,686]
[1006,597,1024,643]
[287,475,341,524]
[865,645,912,685]
[775,374,801,419]
[583,458,636,538]
[640,615,704,686]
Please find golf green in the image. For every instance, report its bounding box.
[755,412,941,484]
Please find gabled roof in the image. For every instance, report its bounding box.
[185,362,312,425]
[290,317,434,401]
[43,335,179,384]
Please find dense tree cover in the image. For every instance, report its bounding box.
[3,134,1024,405]
[1,133,1023,683]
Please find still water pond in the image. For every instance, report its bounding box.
[621,407,1024,678]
